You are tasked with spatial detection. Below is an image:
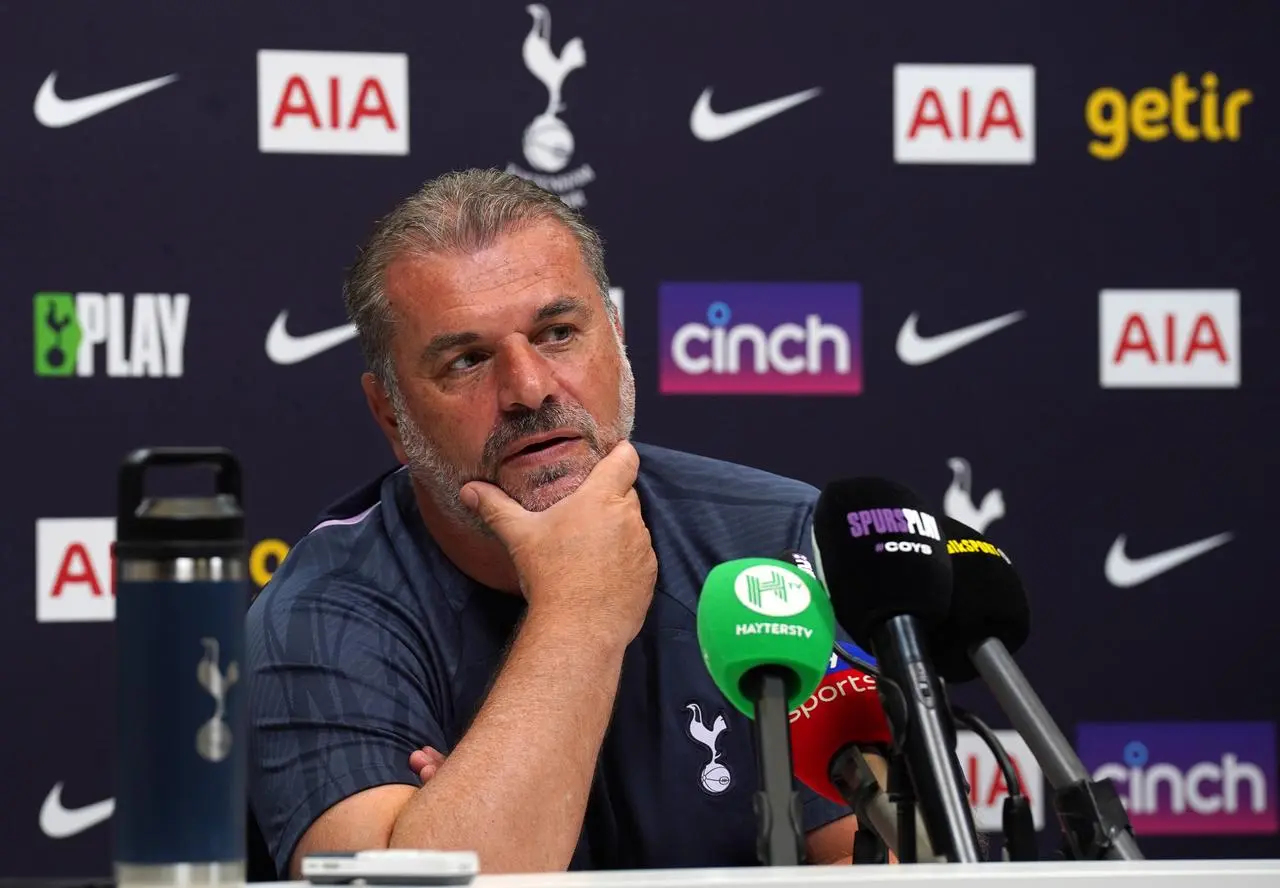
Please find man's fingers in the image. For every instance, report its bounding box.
[408,746,446,771]
[410,746,447,784]
[460,480,528,539]
[578,439,640,497]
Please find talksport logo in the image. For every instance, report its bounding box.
[33,291,189,378]
[1077,722,1278,835]
[659,283,862,395]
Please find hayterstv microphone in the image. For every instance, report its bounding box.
[934,517,1143,862]
[789,640,943,863]
[697,557,836,866]
[811,479,981,863]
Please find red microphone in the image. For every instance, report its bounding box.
[789,642,893,802]
[789,641,942,862]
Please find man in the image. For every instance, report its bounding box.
[245,169,859,877]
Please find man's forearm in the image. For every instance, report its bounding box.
[388,611,625,872]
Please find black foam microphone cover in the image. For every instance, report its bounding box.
[932,516,1031,682]
[812,477,953,646]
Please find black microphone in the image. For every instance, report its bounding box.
[931,516,1144,862]
[811,478,982,863]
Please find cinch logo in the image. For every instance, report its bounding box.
[1085,72,1252,161]
[894,64,1035,165]
[37,519,289,623]
[846,508,941,541]
[1076,722,1278,835]
[659,283,862,395]
[257,49,408,155]
[1099,289,1239,389]
[956,730,1045,832]
[33,292,189,378]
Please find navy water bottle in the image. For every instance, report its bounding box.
[113,448,248,887]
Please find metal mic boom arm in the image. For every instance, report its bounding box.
[970,640,1143,861]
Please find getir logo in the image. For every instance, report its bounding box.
[258,50,408,155]
[1085,72,1252,161]
[33,292,188,378]
[659,283,862,395]
[1099,289,1239,388]
[956,730,1045,833]
[894,64,1035,165]
[37,518,291,623]
[1077,722,1278,835]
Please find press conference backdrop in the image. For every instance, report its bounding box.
[3,0,1276,877]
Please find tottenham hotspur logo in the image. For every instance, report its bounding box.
[685,702,732,794]
[195,637,239,763]
[505,4,596,207]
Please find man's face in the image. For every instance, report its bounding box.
[380,218,635,524]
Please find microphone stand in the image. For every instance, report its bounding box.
[887,754,917,863]
[853,824,888,864]
[744,669,805,867]
[970,642,1142,862]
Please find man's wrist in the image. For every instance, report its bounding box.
[521,603,631,661]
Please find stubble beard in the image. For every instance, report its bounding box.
[394,351,637,536]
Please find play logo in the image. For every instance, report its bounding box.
[659,283,862,395]
[1077,722,1277,835]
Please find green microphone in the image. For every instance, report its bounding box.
[696,555,837,867]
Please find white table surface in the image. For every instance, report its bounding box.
[271,858,1280,888]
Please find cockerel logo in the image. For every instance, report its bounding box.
[685,702,732,795]
[195,637,239,763]
[519,4,586,174]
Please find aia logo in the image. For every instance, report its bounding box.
[1099,289,1240,388]
[955,730,1045,832]
[257,49,409,155]
[894,64,1035,165]
[36,518,116,623]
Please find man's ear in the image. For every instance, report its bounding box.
[361,372,408,465]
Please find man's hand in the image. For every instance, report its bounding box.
[409,746,446,783]
[409,748,882,866]
[460,440,657,646]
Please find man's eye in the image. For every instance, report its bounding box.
[448,352,486,372]
[541,325,574,343]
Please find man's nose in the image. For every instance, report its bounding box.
[495,339,558,412]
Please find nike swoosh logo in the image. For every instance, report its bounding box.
[40,783,114,839]
[896,310,1026,366]
[34,71,178,128]
[690,86,822,142]
[1104,532,1233,588]
[265,311,358,365]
